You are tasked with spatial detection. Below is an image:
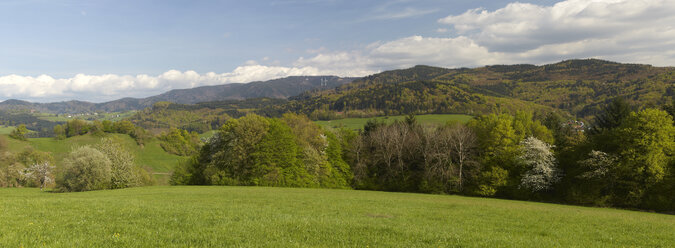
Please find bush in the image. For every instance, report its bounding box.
[9,125,28,141]
[56,146,112,192]
[159,128,200,156]
[96,138,139,189]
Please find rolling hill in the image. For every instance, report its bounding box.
[1,59,673,125]
[0,76,357,114]
[273,59,674,119]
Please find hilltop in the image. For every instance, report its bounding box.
[277,59,674,119]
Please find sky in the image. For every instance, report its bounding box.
[1,0,674,103]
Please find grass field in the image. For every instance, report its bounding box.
[198,130,218,140]
[315,114,474,130]
[0,186,672,247]
[3,134,182,184]
[35,111,137,122]
[0,125,15,135]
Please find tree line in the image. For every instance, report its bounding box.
[173,99,674,212]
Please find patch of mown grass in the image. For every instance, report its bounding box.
[0,186,672,247]
[315,114,474,130]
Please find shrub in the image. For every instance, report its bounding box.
[57,146,112,192]
[96,138,139,189]
[9,125,28,141]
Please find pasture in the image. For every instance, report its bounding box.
[1,186,672,247]
[315,114,474,130]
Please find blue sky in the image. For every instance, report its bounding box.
[1,0,546,77]
[1,0,673,102]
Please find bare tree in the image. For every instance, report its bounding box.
[369,125,398,180]
[447,124,477,192]
[422,127,453,189]
[349,134,369,184]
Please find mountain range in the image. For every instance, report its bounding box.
[1,59,673,122]
[0,76,357,114]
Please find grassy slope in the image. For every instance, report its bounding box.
[0,125,14,135]
[315,114,474,130]
[0,186,673,247]
[35,111,137,122]
[3,134,182,183]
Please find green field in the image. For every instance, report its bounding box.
[35,111,137,122]
[315,114,474,130]
[198,130,218,140]
[0,125,14,135]
[3,133,182,184]
[0,186,672,247]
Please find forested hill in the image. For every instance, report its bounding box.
[0,76,357,114]
[275,59,674,119]
[98,76,357,112]
[2,59,673,119]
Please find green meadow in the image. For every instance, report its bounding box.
[315,114,474,130]
[0,186,672,247]
[35,111,137,122]
[0,125,15,135]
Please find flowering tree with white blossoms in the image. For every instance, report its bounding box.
[22,162,55,190]
[519,137,560,192]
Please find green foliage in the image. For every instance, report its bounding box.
[169,157,199,185]
[315,114,473,130]
[613,108,674,206]
[127,101,234,133]
[201,114,270,185]
[468,112,554,198]
[9,124,28,141]
[322,132,353,188]
[172,114,353,189]
[56,138,154,192]
[113,120,136,135]
[65,119,89,137]
[476,167,509,196]
[592,98,633,133]
[56,146,112,192]
[0,110,57,137]
[158,128,201,156]
[262,59,673,121]
[96,138,140,189]
[588,97,633,152]
[53,124,66,140]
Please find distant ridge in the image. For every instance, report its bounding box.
[0,76,358,113]
[281,59,674,119]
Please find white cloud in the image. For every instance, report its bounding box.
[0,64,327,103]
[437,0,675,58]
[293,36,506,75]
[4,0,675,103]
[294,0,675,75]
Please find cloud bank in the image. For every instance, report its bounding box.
[0,65,327,103]
[298,0,675,74]
[3,0,674,103]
